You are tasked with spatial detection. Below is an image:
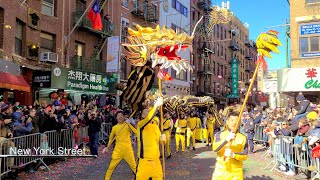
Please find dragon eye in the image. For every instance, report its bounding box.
[163,50,166,54]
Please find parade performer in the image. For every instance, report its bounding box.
[103,111,137,180]
[212,107,248,180]
[175,113,188,152]
[163,112,173,158]
[136,97,166,180]
[187,111,201,150]
[206,112,215,146]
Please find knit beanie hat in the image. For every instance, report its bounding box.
[296,92,305,102]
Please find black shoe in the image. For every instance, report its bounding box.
[167,154,171,159]
[193,147,196,150]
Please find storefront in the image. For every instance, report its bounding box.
[278,67,320,104]
[37,66,115,106]
[0,60,30,104]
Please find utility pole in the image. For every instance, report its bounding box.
[265,19,290,68]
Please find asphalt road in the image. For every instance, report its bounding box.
[16,140,286,180]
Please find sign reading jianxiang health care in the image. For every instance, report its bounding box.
[51,67,108,92]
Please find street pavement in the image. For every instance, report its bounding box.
[16,141,289,180]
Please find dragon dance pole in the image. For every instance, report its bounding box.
[158,68,166,178]
[234,58,261,132]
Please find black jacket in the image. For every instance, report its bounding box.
[298,100,312,115]
[87,117,101,134]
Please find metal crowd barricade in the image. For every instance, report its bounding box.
[263,135,320,178]
[253,125,269,143]
[0,124,113,178]
[99,123,112,145]
[0,133,50,178]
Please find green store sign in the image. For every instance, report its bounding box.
[227,59,239,98]
[305,79,320,89]
[51,67,110,92]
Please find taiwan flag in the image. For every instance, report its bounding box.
[87,0,102,30]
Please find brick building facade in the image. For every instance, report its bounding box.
[190,0,257,107]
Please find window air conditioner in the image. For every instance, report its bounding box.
[40,52,58,63]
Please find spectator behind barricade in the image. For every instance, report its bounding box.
[28,108,40,134]
[11,108,32,137]
[293,92,311,124]
[293,117,310,150]
[105,108,117,126]
[1,103,12,130]
[0,115,17,171]
[40,106,58,133]
[290,106,301,136]
[274,120,294,175]
[124,109,135,126]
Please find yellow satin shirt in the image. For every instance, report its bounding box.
[107,122,137,148]
[137,107,161,160]
[175,119,187,134]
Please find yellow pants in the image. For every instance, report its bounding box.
[187,129,196,148]
[136,158,163,180]
[175,133,185,152]
[206,128,214,144]
[164,130,171,156]
[105,147,136,180]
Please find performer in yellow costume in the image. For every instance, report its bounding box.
[206,112,215,146]
[212,108,248,180]
[136,97,166,180]
[175,113,188,152]
[187,111,201,150]
[163,112,173,158]
[103,111,137,180]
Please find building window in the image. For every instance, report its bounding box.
[311,36,319,51]
[15,19,24,56]
[172,0,188,17]
[306,0,320,4]
[122,0,129,8]
[171,69,187,81]
[40,32,55,53]
[41,0,54,16]
[121,18,129,43]
[300,37,309,53]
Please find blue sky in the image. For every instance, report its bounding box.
[212,0,290,70]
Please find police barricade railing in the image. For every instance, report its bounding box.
[76,126,89,146]
[0,132,48,178]
[263,135,320,178]
[0,127,85,179]
[99,123,112,145]
[253,125,269,143]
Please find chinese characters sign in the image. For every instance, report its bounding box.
[51,67,108,92]
[227,59,239,98]
[277,68,320,92]
[33,71,51,88]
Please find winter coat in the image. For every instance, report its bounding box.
[11,112,32,137]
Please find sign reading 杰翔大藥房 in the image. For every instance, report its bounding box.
[278,67,320,92]
[227,58,239,98]
[51,67,109,92]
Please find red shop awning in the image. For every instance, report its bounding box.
[0,72,30,92]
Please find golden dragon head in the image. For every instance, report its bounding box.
[122,17,203,75]
[256,30,282,59]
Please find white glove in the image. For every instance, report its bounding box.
[225,132,236,142]
[160,134,166,142]
[309,136,319,146]
[155,97,164,107]
[224,148,234,158]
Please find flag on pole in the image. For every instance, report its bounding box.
[87,0,102,30]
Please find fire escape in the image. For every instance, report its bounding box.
[131,0,158,24]
[72,0,114,73]
[197,0,213,96]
